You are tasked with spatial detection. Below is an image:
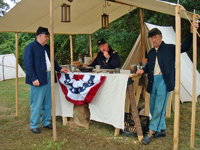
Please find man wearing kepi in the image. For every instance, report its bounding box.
[84,38,120,69]
[24,26,68,134]
[136,23,199,145]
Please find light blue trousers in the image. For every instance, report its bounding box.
[149,75,170,132]
[30,72,52,129]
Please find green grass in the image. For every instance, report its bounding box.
[1,77,200,149]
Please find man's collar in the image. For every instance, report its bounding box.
[35,39,46,47]
[154,41,164,50]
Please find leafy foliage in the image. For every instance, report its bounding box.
[0,0,9,18]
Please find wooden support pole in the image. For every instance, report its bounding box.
[166,92,172,118]
[125,90,130,113]
[140,8,144,59]
[15,33,19,116]
[50,0,57,142]
[70,35,73,63]
[62,117,68,126]
[190,14,197,149]
[144,92,150,117]
[135,85,142,107]
[114,128,120,136]
[89,34,92,59]
[127,79,143,142]
[173,5,181,150]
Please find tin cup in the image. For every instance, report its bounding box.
[95,65,101,71]
[71,65,76,72]
[115,68,120,73]
[130,64,137,74]
[102,69,107,73]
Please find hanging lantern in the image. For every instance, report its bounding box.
[101,13,109,29]
[61,3,71,22]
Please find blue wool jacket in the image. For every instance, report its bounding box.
[143,32,193,93]
[24,39,62,86]
[89,47,120,69]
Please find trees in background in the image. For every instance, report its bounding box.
[0,0,200,71]
[0,0,9,18]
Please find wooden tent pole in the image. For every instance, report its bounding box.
[50,0,57,142]
[190,14,197,149]
[140,8,144,59]
[173,5,181,150]
[15,33,19,116]
[70,35,73,63]
[89,34,92,59]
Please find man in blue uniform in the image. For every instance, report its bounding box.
[24,26,68,134]
[84,38,120,69]
[137,23,199,144]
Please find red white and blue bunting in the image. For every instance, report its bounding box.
[57,73,106,105]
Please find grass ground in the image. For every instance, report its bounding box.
[1,77,200,150]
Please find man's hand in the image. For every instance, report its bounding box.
[33,79,40,86]
[136,69,144,75]
[190,22,199,33]
[103,51,110,58]
[61,68,68,74]
[82,65,88,67]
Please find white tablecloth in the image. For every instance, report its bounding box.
[55,69,131,129]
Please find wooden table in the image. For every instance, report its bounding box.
[55,69,144,141]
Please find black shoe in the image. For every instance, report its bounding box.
[120,130,137,137]
[44,124,53,129]
[143,130,156,145]
[31,128,41,134]
[153,130,166,138]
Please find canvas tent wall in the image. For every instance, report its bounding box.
[0,54,26,81]
[122,22,200,103]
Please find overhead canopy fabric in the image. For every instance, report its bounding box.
[0,0,132,34]
[0,0,199,35]
[111,0,200,21]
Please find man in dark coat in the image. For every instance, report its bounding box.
[84,38,120,69]
[136,23,199,145]
[24,26,68,134]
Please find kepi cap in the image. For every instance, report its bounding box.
[148,28,162,38]
[97,38,107,46]
[36,26,50,36]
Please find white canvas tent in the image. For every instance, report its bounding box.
[0,54,26,81]
[122,22,200,103]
